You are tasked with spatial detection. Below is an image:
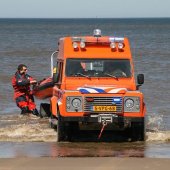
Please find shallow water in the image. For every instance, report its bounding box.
[1,141,170,158]
[0,114,170,158]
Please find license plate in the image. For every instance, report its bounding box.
[93,106,116,112]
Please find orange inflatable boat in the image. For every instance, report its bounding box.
[33,77,53,99]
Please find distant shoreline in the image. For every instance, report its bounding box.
[0,17,170,19]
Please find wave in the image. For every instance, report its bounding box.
[0,115,56,142]
[145,112,170,142]
[0,113,170,142]
[146,131,170,142]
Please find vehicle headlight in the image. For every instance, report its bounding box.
[66,96,82,112]
[72,98,81,108]
[124,97,140,112]
[125,99,134,108]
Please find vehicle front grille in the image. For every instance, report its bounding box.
[84,96,123,113]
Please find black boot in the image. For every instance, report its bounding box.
[21,107,29,115]
[32,109,39,117]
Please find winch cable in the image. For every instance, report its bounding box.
[98,121,107,139]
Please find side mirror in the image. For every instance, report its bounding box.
[137,74,144,90]
[137,74,144,85]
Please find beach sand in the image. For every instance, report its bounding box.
[0,157,169,170]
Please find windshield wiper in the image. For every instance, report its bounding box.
[75,72,90,79]
[104,73,118,80]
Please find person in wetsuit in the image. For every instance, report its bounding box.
[11,64,39,116]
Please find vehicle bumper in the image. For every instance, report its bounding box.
[61,115,144,124]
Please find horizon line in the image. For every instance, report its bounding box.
[0,17,170,19]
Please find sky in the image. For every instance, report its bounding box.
[0,0,170,18]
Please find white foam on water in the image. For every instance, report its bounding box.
[0,114,57,142]
[146,112,170,142]
[146,131,170,142]
[1,113,170,142]
[146,112,165,131]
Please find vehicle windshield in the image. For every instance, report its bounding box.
[65,58,132,78]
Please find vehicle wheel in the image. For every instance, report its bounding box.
[56,113,67,142]
[40,103,51,118]
[67,122,79,141]
[130,122,145,141]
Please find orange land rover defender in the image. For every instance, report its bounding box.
[40,29,146,141]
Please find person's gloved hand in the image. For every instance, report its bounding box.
[30,80,37,85]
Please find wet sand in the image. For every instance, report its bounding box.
[0,157,169,170]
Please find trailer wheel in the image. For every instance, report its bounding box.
[40,103,51,118]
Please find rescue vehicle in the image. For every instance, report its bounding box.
[33,29,146,141]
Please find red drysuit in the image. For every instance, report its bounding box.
[12,71,37,114]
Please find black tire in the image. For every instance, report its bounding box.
[67,122,79,141]
[57,113,67,142]
[130,122,145,141]
[39,103,51,118]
